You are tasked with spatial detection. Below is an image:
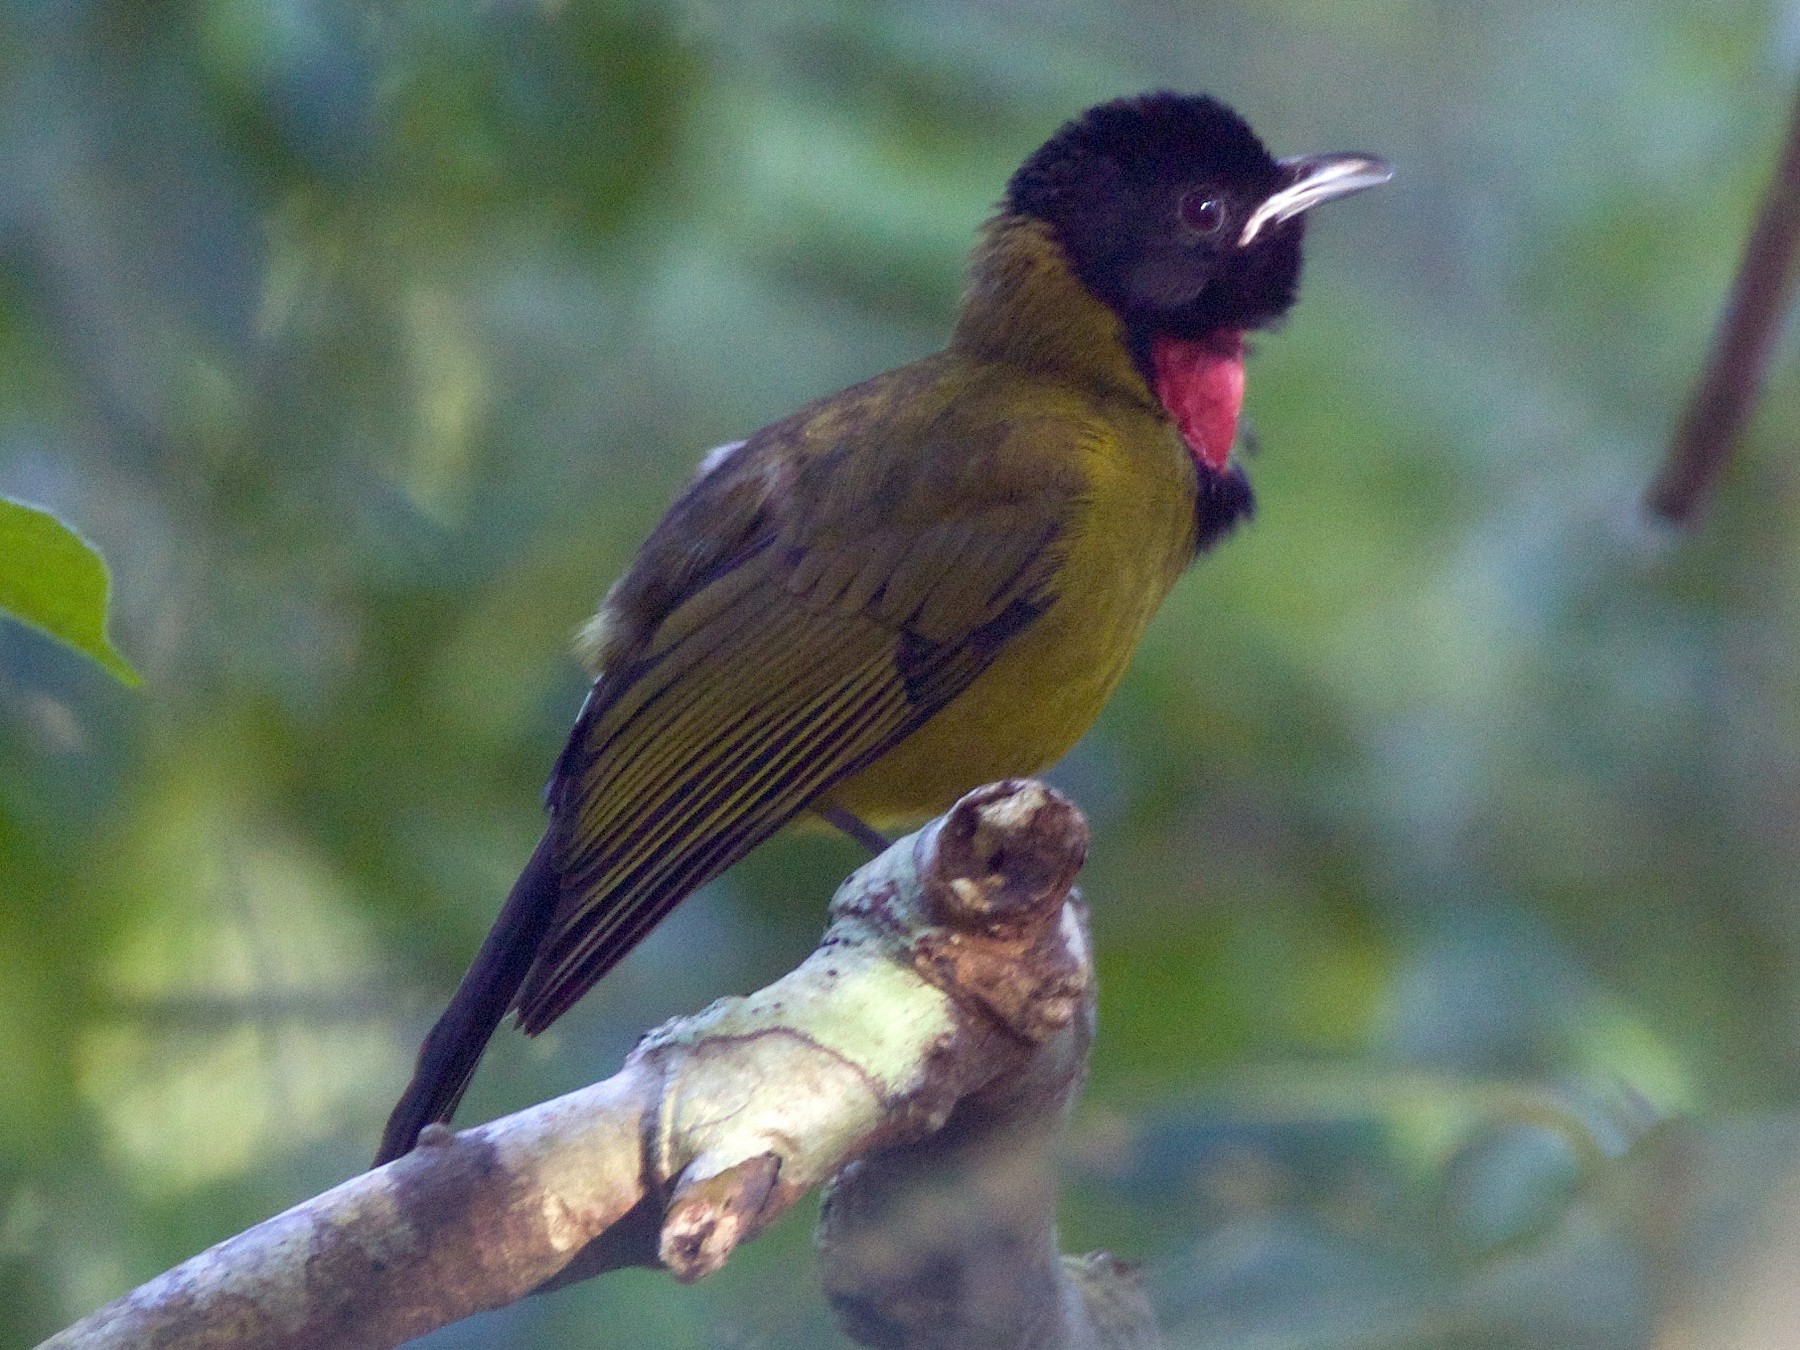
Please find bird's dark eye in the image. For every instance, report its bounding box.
[1179,193,1227,238]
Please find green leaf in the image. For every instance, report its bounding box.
[0,496,140,685]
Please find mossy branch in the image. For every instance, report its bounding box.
[37,780,1158,1350]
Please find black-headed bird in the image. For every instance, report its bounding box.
[376,92,1389,1165]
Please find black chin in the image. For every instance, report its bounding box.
[1117,222,1305,391]
[1194,459,1255,555]
[1154,223,1304,334]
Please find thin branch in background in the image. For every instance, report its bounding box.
[1647,72,1800,524]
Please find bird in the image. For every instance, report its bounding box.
[375,91,1389,1165]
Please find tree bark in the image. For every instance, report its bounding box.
[37,780,1158,1350]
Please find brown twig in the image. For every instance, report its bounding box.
[1647,73,1800,524]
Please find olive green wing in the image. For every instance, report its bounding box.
[513,408,1082,1032]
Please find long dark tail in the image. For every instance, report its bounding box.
[373,832,563,1166]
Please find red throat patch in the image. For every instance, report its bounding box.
[1150,331,1245,474]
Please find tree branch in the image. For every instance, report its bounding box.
[1647,71,1800,524]
[37,780,1158,1350]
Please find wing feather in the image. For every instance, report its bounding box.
[513,396,1086,1031]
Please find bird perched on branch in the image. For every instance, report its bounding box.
[376,92,1389,1165]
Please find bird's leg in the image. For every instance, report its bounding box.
[817,803,891,857]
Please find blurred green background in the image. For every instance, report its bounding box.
[5,1,1800,1346]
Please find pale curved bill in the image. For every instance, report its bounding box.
[1239,152,1394,246]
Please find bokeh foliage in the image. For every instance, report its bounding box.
[0,498,137,684]
[4,1,1800,1346]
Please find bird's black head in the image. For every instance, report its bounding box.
[1007,92,1388,346]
